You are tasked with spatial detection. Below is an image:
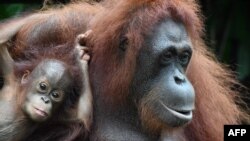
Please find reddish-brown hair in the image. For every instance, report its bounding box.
[4,0,247,140]
[4,2,102,141]
[88,0,247,140]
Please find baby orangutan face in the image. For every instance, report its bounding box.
[22,59,72,122]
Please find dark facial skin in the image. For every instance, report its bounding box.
[0,29,92,141]
[91,19,195,141]
[134,19,195,127]
[22,59,72,122]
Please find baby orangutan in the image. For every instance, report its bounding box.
[0,31,92,141]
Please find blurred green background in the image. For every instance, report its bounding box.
[0,0,249,89]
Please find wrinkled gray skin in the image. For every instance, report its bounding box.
[91,19,195,141]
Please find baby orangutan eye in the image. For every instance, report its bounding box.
[50,90,64,102]
[37,82,49,93]
[40,82,47,90]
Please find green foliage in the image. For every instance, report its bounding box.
[0,4,40,20]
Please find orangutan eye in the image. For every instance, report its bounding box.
[179,51,191,66]
[37,82,49,93]
[50,90,64,102]
[160,48,175,65]
[40,82,47,90]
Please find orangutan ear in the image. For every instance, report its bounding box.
[21,70,31,84]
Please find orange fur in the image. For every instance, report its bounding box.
[88,0,247,140]
[1,2,101,141]
[3,0,247,140]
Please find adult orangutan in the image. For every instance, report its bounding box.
[86,0,248,140]
[0,0,247,140]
